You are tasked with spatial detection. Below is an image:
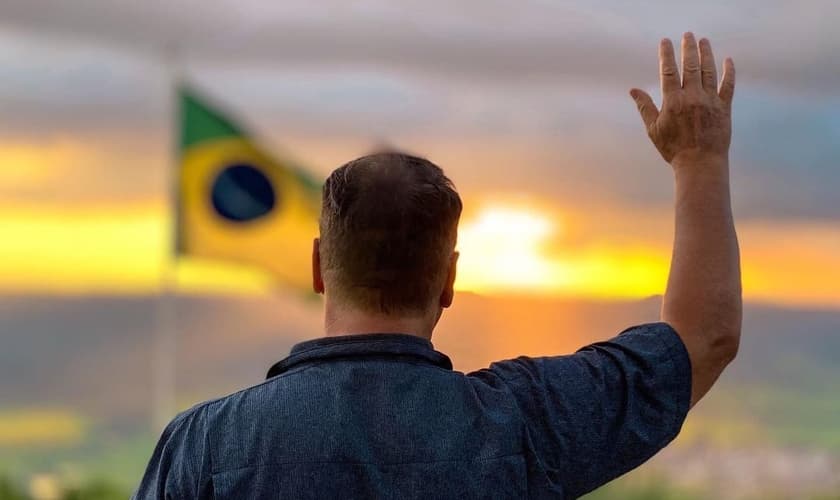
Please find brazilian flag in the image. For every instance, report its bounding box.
[176,85,321,290]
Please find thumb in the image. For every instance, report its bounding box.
[630,88,659,130]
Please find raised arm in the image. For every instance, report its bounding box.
[630,33,742,407]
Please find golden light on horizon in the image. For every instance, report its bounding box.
[0,202,273,296]
[0,409,86,447]
[455,205,572,293]
[0,200,837,308]
[454,204,671,299]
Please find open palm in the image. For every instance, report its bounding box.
[630,33,735,168]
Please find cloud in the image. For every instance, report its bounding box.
[0,0,838,91]
[0,1,837,221]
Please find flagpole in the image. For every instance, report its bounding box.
[153,45,182,432]
[153,244,177,431]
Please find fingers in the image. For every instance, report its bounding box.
[659,38,680,96]
[719,57,736,106]
[630,88,659,130]
[681,32,701,89]
[699,38,718,93]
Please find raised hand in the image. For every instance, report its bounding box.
[630,33,735,169]
[628,34,742,408]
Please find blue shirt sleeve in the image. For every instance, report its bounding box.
[132,404,213,500]
[471,322,692,498]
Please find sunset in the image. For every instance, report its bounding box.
[1,0,839,499]
[1,198,838,307]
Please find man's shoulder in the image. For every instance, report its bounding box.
[163,371,298,438]
[158,397,215,443]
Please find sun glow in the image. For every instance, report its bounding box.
[0,200,838,307]
[455,206,571,292]
[454,203,671,298]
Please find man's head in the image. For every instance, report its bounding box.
[313,152,462,334]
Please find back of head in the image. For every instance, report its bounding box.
[319,152,462,316]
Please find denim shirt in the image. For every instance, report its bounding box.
[133,322,691,499]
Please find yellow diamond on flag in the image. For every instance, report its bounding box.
[176,86,321,291]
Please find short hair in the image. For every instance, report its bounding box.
[319,152,462,315]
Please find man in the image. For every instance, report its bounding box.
[134,33,740,499]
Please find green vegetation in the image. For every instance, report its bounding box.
[583,475,840,500]
[0,475,28,500]
[0,474,129,500]
[59,478,130,500]
[583,477,703,499]
[684,383,840,452]
[0,432,154,492]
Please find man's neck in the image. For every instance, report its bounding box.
[323,305,434,340]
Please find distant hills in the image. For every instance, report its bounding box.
[2,291,838,428]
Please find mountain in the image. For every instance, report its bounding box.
[2,292,837,416]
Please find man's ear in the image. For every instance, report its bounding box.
[312,238,324,294]
[439,251,459,308]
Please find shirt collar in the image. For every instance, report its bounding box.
[266,333,453,379]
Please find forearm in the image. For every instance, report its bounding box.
[663,154,742,403]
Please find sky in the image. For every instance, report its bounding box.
[0,0,838,306]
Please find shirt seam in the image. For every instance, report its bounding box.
[293,354,456,374]
[210,451,525,475]
[224,363,323,406]
[288,337,434,358]
[196,405,209,496]
[203,356,458,426]
[186,363,324,421]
